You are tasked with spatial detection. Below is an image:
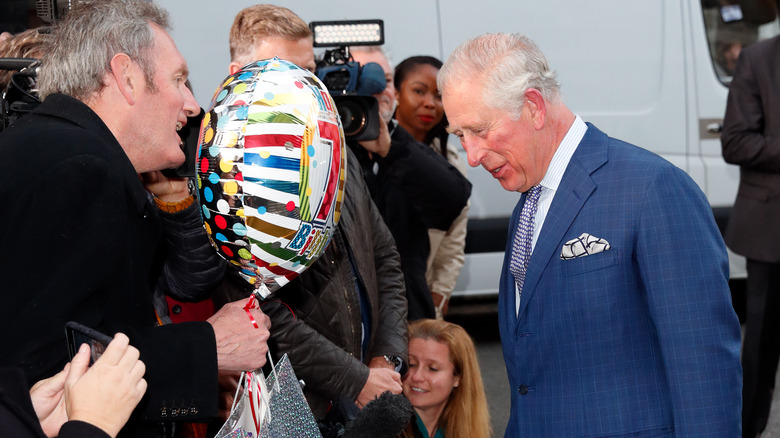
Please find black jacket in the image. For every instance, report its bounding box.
[252,149,408,419]
[721,35,780,262]
[0,94,218,437]
[152,199,227,324]
[349,124,472,320]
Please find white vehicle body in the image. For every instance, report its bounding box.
[159,0,779,297]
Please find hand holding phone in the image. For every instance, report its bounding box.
[66,333,147,437]
[65,321,112,365]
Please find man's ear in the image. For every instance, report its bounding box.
[228,62,241,76]
[524,88,547,130]
[108,53,140,105]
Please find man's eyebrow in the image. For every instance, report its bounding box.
[446,125,458,134]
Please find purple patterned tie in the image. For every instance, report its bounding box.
[509,185,542,301]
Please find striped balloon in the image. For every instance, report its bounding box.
[196,58,347,297]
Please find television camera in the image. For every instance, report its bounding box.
[0,0,70,133]
[310,19,387,141]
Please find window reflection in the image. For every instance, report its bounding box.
[701,0,779,84]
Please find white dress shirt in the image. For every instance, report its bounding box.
[516,115,587,315]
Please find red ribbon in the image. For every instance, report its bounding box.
[243,295,259,329]
[245,372,263,433]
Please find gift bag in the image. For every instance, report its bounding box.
[214,354,322,438]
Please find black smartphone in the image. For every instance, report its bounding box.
[64,321,112,365]
[162,107,204,178]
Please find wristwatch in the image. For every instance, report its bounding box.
[187,177,198,199]
[384,355,407,376]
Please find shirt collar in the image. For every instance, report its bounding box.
[539,115,587,193]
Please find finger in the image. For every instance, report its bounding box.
[97,333,130,366]
[135,378,148,398]
[116,345,141,372]
[247,308,271,330]
[44,362,71,395]
[129,358,146,383]
[139,171,160,185]
[66,343,91,387]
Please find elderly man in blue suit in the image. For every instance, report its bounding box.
[440,33,742,437]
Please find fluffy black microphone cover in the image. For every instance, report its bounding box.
[342,391,414,438]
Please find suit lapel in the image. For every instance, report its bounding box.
[515,124,608,323]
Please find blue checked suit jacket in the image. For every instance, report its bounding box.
[498,123,742,437]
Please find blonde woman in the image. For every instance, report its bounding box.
[402,319,490,438]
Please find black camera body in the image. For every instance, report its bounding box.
[0,59,41,133]
[310,20,386,142]
[0,0,72,133]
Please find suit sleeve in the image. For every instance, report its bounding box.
[636,166,742,436]
[721,45,780,172]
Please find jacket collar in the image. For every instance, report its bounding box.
[35,94,151,215]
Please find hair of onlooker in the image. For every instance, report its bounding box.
[228,4,312,67]
[37,0,169,100]
[0,28,52,92]
[404,318,491,438]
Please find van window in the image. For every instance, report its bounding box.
[701,0,779,84]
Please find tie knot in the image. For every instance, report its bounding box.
[528,185,542,200]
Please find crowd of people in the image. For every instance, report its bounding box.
[0,0,768,437]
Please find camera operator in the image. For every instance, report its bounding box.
[348,47,472,321]
[213,4,408,423]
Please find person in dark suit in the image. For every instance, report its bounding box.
[0,1,271,437]
[440,32,742,437]
[721,34,780,438]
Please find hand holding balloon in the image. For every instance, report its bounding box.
[207,299,271,372]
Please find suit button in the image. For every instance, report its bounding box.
[172,305,182,314]
[518,384,529,395]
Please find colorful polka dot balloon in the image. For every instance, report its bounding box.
[197,58,347,297]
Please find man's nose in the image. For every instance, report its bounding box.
[462,136,485,168]
[183,86,199,118]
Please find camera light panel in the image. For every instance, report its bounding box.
[310,19,384,47]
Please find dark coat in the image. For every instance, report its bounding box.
[0,94,218,437]
[254,149,408,419]
[350,124,471,320]
[0,367,110,438]
[721,35,780,262]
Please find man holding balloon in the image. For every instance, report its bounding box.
[210,4,409,421]
[0,1,274,437]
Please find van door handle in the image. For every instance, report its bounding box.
[707,122,722,134]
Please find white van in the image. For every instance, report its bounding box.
[159,0,779,298]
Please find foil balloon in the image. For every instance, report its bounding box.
[197,58,347,297]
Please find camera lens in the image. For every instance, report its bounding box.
[337,99,367,137]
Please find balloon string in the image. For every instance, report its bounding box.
[246,372,263,433]
[244,295,259,329]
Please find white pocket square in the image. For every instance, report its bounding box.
[560,233,611,260]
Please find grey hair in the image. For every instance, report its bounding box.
[348,45,394,70]
[37,0,170,100]
[438,33,560,117]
